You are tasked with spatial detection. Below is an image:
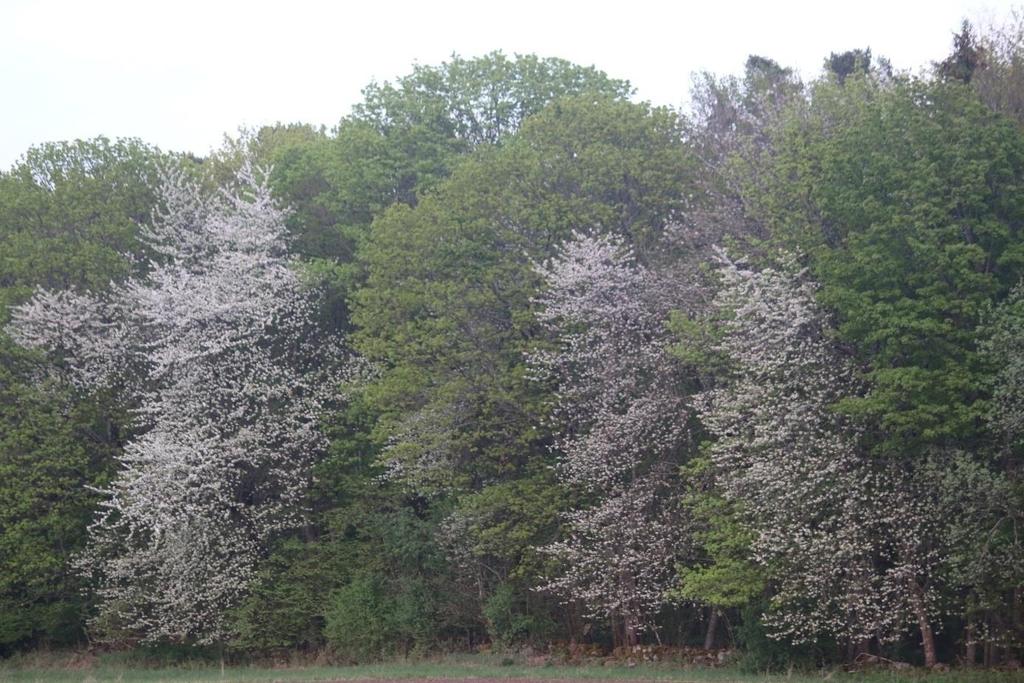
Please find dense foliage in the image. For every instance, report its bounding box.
[9,162,353,644]
[2,33,1024,671]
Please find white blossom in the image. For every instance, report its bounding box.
[8,160,352,644]
[530,232,691,644]
[702,250,943,646]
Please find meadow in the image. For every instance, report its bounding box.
[0,654,1021,683]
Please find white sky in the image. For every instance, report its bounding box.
[0,0,1015,169]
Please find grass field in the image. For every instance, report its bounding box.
[1,653,1021,683]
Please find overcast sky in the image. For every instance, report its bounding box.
[1,0,1015,169]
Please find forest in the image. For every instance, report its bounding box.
[1,15,1023,675]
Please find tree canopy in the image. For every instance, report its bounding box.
[3,32,1024,670]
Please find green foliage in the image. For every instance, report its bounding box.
[938,21,986,84]
[354,51,633,149]
[350,94,692,648]
[924,454,1024,617]
[668,449,763,613]
[244,55,632,265]
[667,311,727,373]
[733,599,827,672]
[215,56,634,336]
[672,501,763,610]
[754,75,1024,453]
[231,538,345,652]
[7,42,1024,666]
[321,507,459,662]
[444,474,566,582]
[0,346,122,651]
[444,477,564,647]
[0,137,165,314]
[0,137,170,651]
[353,95,691,482]
[482,582,556,649]
[324,572,432,662]
[351,93,690,601]
[824,48,873,84]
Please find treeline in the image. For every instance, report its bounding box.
[1,19,1023,671]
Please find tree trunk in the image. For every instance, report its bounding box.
[845,637,870,664]
[909,583,937,668]
[704,608,719,651]
[918,616,937,668]
[617,570,640,649]
[964,622,976,667]
[566,601,583,651]
[1015,587,1023,642]
[623,611,639,648]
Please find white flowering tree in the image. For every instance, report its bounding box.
[7,161,350,644]
[531,232,690,647]
[702,252,943,664]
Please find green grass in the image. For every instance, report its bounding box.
[0,653,1020,683]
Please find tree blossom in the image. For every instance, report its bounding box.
[530,232,691,646]
[702,251,944,656]
[8,161,351,644]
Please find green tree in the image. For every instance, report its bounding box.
[0,137,164,308]
[937,21,987,84]
[354,51,633,149]
[723,71,1024,665]
[0,137,169,651]
[236,54,633,263]
[751,76,1024,453]
[351,95,693,638]
[212,56,634,332]
[824,48,873,84]
[972,10,1024,125]
[670,456,763,625]
[354,96,691,489]
[223,58,635,651]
